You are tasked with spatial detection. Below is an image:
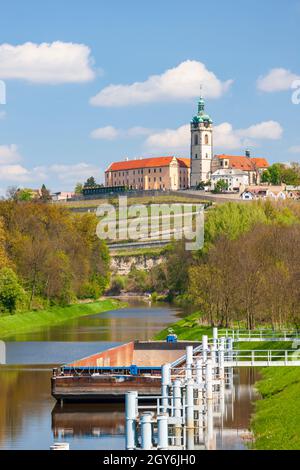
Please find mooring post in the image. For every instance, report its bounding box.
[161,363,171,413]
[227,337,233,362]
[140,413,153,450]
[213,327,218,349]
[173,379,182,420]
[206,400,215,450]
[186,378,194,429]
[186,345,193,380]
[157,413,169,450]
[173,379,182,447]
[195,359,203,386]
[202,335,208,363]
[219,340,225,381]
[206,359,213,401]
[125,391,138,450]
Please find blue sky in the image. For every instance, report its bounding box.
[0,0,299,192]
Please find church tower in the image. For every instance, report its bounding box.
[190,95,213,187]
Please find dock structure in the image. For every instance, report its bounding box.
[125,328,300,450]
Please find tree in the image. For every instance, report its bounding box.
[74,182,83,194]
[16,188,34,201]
[213,179,228,194]
[84,176,97,188]
[262,163,300,186]
[5,186,18,201]
[0,267,24,313]
[40,184,51,203]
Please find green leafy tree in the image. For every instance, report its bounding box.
[84,176,97,188]
[74,182,83,194]
[0,267,25,313]
[17,188,34,201]
[213,179,229,194]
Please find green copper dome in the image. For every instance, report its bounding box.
[191,95,213,125]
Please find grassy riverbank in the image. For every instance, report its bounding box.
[0,298,125,340]
[251,367,300,450]
[154,312,300,450]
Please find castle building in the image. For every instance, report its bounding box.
[105,156,190,191]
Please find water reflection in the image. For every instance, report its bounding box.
[4,303,183,342]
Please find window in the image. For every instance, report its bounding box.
[195,154,198,159]
[194,134,198,145]
[205,134,209,145]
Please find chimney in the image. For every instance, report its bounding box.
[245,149,251,158]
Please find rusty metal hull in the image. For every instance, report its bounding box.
[51,340,200,402]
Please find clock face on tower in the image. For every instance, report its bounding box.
[204,121,210,128]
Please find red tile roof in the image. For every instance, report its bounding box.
[216,155,269,171]
[106,156,190,172]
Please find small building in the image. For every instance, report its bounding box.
[212,153,269,185]
[285,186,300,200]
[105,156,190,191]
[211,169,249,192]
[51,191,75,202]
[241,185,286,200]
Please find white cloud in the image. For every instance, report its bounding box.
[0,144,102,188]
[0,144,21,164]
[90,125,152,140]
[237,121,283,140]
[0,164,31,182]
[46,163,102,183]
[90,60,233,107]
[257,68,300,92]
[90,126,119,140]
[0,41,95,84]
[145,125,190,153]
[289,146,300,154]
[144,120,283,153]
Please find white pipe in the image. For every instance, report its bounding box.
[141,413,153,450]
[186,346,193,379]
[213,327,218,349]
[202,335,208,362]
[157,413,169,450]
[206,360,213,401]
[125,391,138,450]
[186,378,194,429]
[161,363,171,412]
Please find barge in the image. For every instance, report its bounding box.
[51,339,201,403]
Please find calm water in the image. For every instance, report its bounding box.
[0,301,259,450]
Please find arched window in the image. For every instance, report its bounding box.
[205,134,209,145]
[194,134,198,145]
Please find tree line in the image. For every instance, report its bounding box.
[118,200,300,329]
[0,201,110,314]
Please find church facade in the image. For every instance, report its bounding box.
[190,96,269,187]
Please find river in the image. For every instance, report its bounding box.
[0,300,259,450]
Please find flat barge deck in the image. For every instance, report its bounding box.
[51,340,200,402]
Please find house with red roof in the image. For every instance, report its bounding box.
[105,156,190,191]
[211,151,269,188]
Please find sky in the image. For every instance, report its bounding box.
[0,0,300,193]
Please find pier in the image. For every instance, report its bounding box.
[124,328,300,450]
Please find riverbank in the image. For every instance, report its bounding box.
[154,311,300,450]
[0,298,125,340]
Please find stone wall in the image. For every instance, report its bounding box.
[110,254,164,275]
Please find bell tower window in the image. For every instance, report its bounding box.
[194,134,198,145]
[205,134,209,145]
